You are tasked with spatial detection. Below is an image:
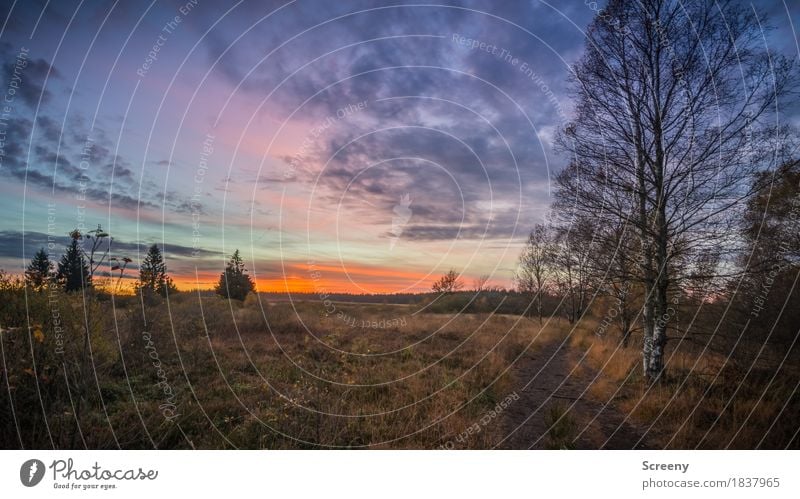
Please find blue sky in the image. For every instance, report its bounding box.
[0,0,797,292]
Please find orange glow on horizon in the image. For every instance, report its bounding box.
[168,261,438,294]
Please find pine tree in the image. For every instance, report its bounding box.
[139,244,176,297]
[215,249,255,301]
[57,230,91,292]
[25,247,53,290]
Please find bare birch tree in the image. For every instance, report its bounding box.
[556,0,794,382]
[550,220,594,324]
[515,224,553,323]
[579,217,640,347]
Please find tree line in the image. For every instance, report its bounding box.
[22,225,255,301]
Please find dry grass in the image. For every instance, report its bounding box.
[1,291,548,449]
[4,283,795,449]
[567,317,800,449]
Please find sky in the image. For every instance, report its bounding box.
[0,0,797,293]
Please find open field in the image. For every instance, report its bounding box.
[1,291,543,449]
[3,287,796,449]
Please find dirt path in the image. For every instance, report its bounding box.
[495,338,651,449]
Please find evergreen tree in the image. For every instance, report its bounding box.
[25,247,53,290]
[215,249,255,301]
[139,244,176,297]
[57,230,91,292]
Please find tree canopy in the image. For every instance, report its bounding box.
[432,269,463,294]
[25,248,53,291]
[555,0,794,382]
[215,249,255,301]
[57,232,91,292]
[139,244,177,297]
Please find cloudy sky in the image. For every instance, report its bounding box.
[0,0,797,292]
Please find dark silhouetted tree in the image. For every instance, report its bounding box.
[216,249,255,301]
[586,219,640,347]
[515,224,553,323]
[432,269,463,294]
[550,221,594,325]
[139,244,176,297]
[57,231,91,292]
[737,158,800,353]
[472,274,490,292]
[25,248,53,291]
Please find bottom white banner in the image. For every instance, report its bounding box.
[0,451,797,498]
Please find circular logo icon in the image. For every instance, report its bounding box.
[20,459,45,487]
